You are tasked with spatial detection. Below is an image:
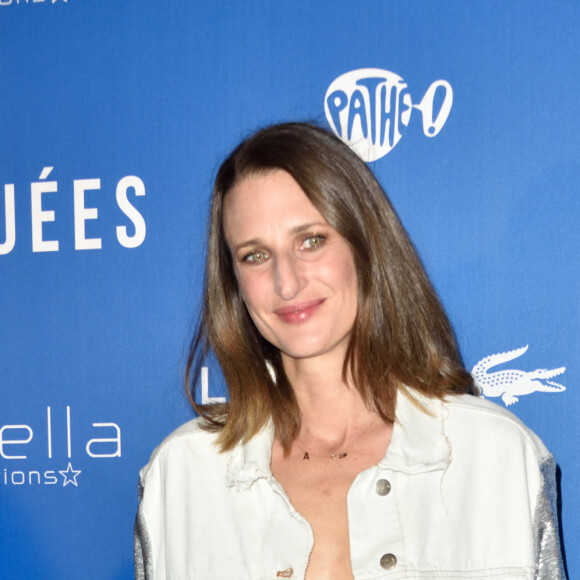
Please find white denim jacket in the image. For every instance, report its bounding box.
[135,393,566,579]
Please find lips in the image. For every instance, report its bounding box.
[274,298,326,324]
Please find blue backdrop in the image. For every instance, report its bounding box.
[1,2,578,578]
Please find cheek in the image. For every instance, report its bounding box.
[239,289,275,344]
[329,253,358,298]
[236,271,267,316]
[341,263,359,320]
[345,269,359,312]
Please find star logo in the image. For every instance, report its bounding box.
[59,462,82,487]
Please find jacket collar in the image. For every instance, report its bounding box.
[378,390,451,474]
[225,390,451,489]
[225,419,275,490]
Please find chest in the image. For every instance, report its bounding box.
[271,441,390,580]
[274,463,358,580]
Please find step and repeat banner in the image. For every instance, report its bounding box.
[1,2,578,578]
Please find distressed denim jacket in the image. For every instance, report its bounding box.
[135,392,566,579]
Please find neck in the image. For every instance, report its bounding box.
[281,352,375,447]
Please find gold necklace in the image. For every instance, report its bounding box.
[294,414,378,461]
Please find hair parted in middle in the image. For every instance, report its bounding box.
[186,122,475,453]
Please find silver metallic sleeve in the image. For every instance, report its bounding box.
[533,454,567,580]
[134,481,154,580]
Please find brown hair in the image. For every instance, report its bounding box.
[186,122,475,452]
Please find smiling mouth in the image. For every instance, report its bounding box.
[274,298,326,323]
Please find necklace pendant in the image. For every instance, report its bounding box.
[331,452,348,460]
[303,452,310,460]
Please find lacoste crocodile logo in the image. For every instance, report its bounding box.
[472,345,566,406]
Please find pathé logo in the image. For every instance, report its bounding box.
[324,68,453,161]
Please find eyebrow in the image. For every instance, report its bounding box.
[233,221,328,252]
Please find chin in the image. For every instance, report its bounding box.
[275,334,351,362]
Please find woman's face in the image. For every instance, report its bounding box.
[222,170,358,366]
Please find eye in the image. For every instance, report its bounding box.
[241,250,269,264]
[301,234,326,251]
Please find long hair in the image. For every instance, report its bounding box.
[186,122,475,453]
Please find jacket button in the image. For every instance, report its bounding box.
[375,478,391,496]
[380,553,397,570]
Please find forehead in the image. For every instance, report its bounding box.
[222,170,326,243]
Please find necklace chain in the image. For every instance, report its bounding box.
[294,414,378,461]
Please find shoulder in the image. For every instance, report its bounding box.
[441,393,550,462]
[139,417,227,482]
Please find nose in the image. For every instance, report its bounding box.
[273,252,306,300]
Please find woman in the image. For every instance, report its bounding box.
[135,123,565,579]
